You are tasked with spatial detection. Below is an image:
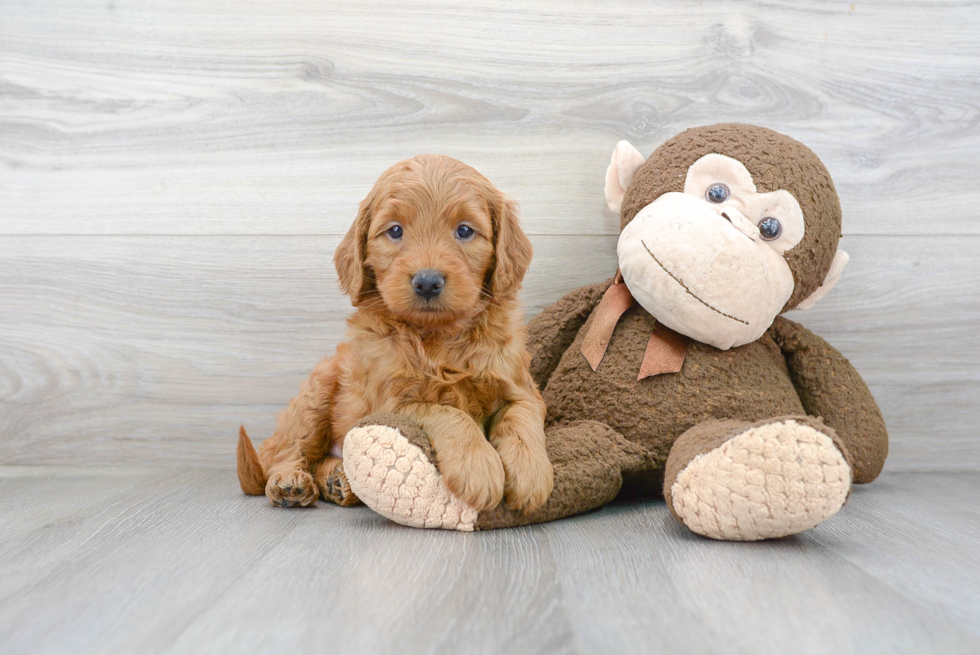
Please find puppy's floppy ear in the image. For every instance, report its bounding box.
[334,192,375,305]
[489,193,533,298]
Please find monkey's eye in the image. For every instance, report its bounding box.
[706,184,730,204]
[455,224,475,240]
[386,224,403,240]
[758,217,782,241]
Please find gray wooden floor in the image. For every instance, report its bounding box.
[0,467,977,655]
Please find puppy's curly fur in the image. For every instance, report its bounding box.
[238,155,554,513]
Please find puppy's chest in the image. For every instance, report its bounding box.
[367,339,503,413]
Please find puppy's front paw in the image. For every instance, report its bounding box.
[438,440,505,512]
[266,469,318,507]
[497,439,554,514]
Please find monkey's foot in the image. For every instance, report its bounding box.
[343,419,478,531]
[665,417,851,541]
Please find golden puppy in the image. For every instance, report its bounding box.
[237,155,553,514]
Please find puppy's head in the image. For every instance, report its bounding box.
[335,155,531,328]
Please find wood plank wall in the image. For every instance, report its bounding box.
[2,0,978,470]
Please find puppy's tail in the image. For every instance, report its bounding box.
[237,426,267,495]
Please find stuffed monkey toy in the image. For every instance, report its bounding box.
[339,124,889,540]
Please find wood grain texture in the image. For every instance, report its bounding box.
[1,0,978,470]
[2,0,979,236]
[0,467,978,654]
[1,234,978,469]
[542,473,980,654]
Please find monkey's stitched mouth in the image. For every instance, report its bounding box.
[640,240,750,326]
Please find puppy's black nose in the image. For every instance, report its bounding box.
[412,270,445,300]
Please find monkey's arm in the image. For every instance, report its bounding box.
[527,278,613,390]
[769,316,888,483]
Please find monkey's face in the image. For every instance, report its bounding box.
[617,153,806,350]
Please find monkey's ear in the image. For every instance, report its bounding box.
[796,250,849,311]
[604,140,645,214]
[490,195,533,298]
[334,195,375,305]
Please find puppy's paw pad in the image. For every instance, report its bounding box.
[266,470,318,508]
[320,462,359,507]
[344,425,478,531]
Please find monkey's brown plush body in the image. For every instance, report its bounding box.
[341,124,889,540]
[532,285,887,483]
[522,282,886,539]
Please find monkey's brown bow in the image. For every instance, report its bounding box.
[581,272,688,380]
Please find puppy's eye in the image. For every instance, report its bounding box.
[758,217,782,241]
[386,224,403,240]
[455,224,475,240]
[706,184,729,204]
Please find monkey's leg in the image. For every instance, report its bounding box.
[663,416,853,541]
[342,414,653,531]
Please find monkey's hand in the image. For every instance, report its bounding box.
[768,316,888,484]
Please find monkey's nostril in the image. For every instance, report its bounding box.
[721,212,732,223]
[412,270,445,300]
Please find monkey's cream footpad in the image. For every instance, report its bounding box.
[670,420,851,541]
[343,424,479,531]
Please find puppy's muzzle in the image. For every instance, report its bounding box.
[412,270,445,300]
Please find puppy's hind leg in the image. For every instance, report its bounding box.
[314,457,360,507]
[256,355,341,508]
[240,426,316,508]
[265,465,319,508]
